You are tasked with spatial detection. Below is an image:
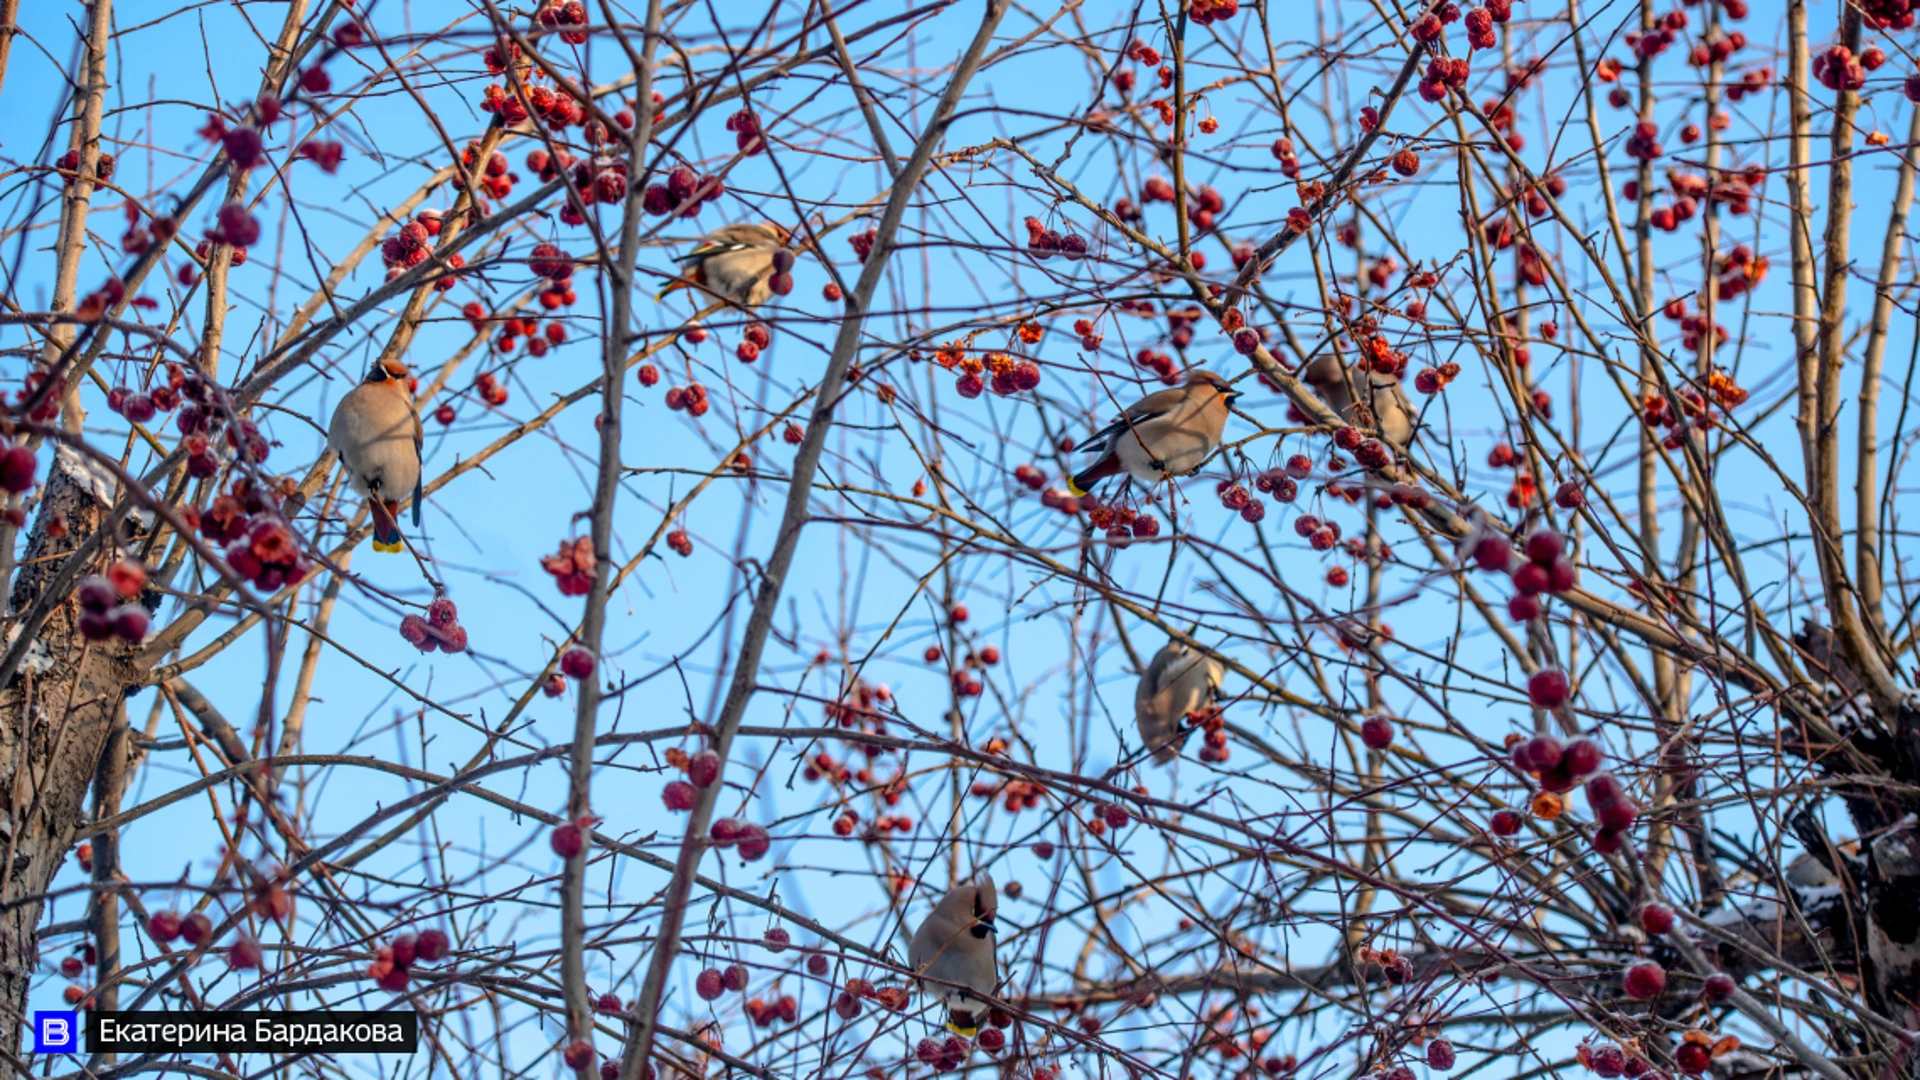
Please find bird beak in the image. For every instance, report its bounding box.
[977,914,997,935]
[1225,389,1244,403]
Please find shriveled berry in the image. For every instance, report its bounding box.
[1359,715,1395,750]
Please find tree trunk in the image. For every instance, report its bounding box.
[0,451,139,1050]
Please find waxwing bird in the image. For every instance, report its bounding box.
[1302,354,1415,447]
[1068,370,1241,496]
[908,876,998,1036]
[329,357,422,554]
[1136,638,1225,765]
[656,222,794,307]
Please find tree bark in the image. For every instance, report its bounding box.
[0,452,139,1050]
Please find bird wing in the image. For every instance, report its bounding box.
[410,401,425,527]
[1136,643,1183,704]
[673,238,755,264]
[677,223,778,263]
[1074,385,1192,453]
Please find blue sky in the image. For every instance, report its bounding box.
[0,0,1907,1075]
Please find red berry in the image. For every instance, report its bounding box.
[763,928,791,953]
[148,911,182,943]
[1490,809,1523,836]
[1427,1040,1455,1071]
[1525,529,1565,564]
[696,968,724,1000]
[228,937,263,969]
[1359,715,1395,750]
[662,780,696,811]
[1674,1043,1710,1075]
[416,928,450,961]
[1562,738,1603,776]
[550,822,584,858]
[0,446,37,493]
[687,749,720,789]
[1527,668,1569,708]
[561,646,596,680]
[1524,734,1563,771]
[1702,972,1735,1002]
[736,822,772,861]
[181,913,213,946]
[1621,959,1666,1000]
[1471,536,1512,572]
[1638,901,1675,935]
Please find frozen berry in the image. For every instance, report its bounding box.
[1622,959,1666,1000]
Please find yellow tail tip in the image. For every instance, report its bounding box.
[945,1022,979,1038]
[372,539,403,553]
[1065,477,1087,498]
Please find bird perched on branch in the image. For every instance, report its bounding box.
[1067,370,1241,496]
[1136,638,1225,765]
[908,876,998,1036]
[1302,355,1415,446]
[329,357,422,554]
[655,222,796,307]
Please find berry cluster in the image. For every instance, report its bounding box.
[723,107,765,155]
[534,1,589,44]
[557,157,632,226]
[663,381,710,416]
[1269,138,1301,179]
[399,596,469,654]
[642,164,725,218]
[146,909,204,946]
[75,560,150,643]
[1022,216,1090,259]
[366,928,450,991]
[1413,361,1463,394]
[737,321,772,362]
[1186,0,1241,24]
[194,478,314,592]
[1418,56,1471,103]
[54,148,115,189]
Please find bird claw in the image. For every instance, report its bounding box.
[1150,458,1167,472]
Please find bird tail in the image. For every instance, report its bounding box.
[945,1010,979,1038]
[1068,456,1120,497]
[654,278,690,302]
[370,499,404,554]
